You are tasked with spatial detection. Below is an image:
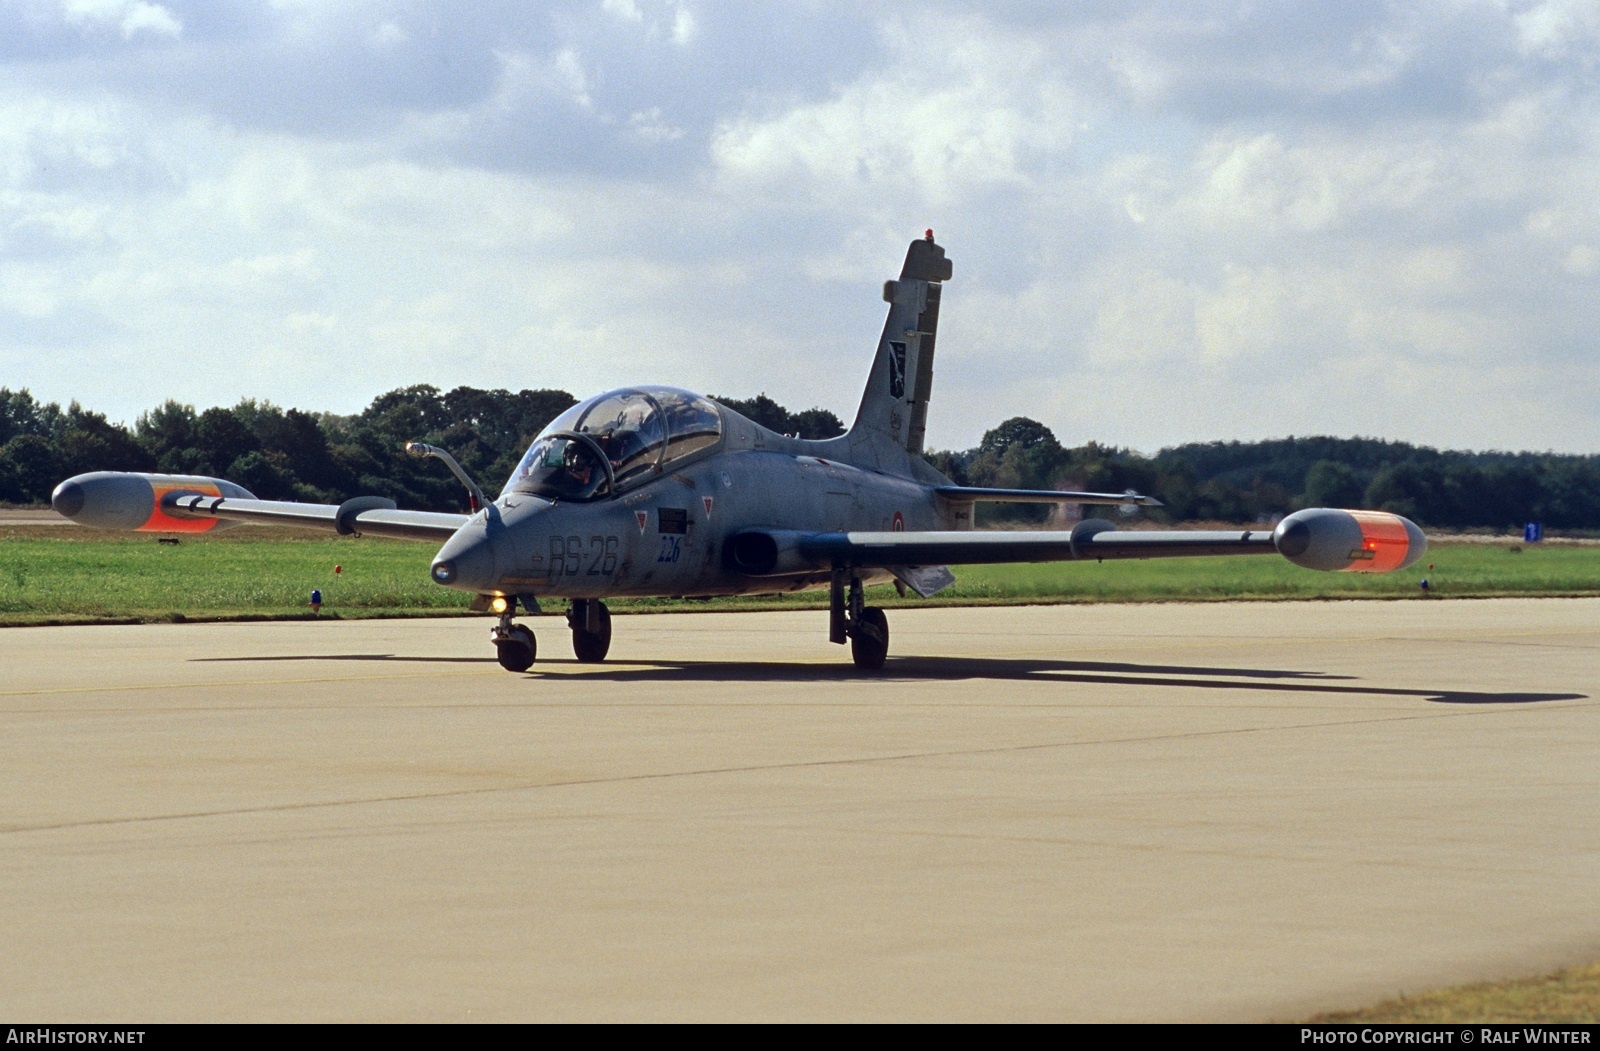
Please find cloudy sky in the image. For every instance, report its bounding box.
[3,0,1598,454]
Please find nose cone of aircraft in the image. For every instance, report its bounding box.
[430,516,500,593]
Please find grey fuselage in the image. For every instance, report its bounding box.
[430,406,960,602]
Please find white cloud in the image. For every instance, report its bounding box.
[627,107,682,142]
[671,4,695,45]
[370,20,407,48]
[0,94,140,190]
[711,20,1078,208]
[115,0,178,39]
[1515,0,1600,57]
[59,0,181,39]
[1178,132,1442,235]
[1085,267,1199,367]
[601,0,695,44]
[550,47,593,110]
[602,0,643,23]
[284,310,336,334]
[1563,244,1598,275]
[0,262,65,318]
[3,2,1600,456]
[482,46,593,114]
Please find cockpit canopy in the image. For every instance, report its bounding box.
[501,386,723,501]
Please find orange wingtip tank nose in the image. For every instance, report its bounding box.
[1273,508,1427,573]
[141,481,225,533]
[1343,510,1416,573]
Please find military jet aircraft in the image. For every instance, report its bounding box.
[51,232,1426,672]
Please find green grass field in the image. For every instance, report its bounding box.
[1312,962,1600,1023]
[2,525,1596,624]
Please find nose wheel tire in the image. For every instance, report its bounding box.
[571,600,612,663]
[850,607,889,670]
[495,624,536,672]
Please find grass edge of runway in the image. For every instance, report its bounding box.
[8,587,1600,629]
[1310,961,1600,1023]
[4,530,1599,626]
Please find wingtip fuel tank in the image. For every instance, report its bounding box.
[51,471,257,533]
[1272,507,1427,573]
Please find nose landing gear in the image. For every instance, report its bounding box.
[830,570,889,670]
[491,603,536,672]
[488,597,613,671]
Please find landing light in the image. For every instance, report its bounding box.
[489,596,509,615]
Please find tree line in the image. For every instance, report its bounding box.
[0,386,845,514]
[928,420,1600,531]
[3,385,1596,530]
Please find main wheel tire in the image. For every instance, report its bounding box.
[495,624,536,672]
[572,601,612,663]
[850,606,889,670]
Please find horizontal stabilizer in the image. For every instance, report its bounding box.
[889,565,957,598]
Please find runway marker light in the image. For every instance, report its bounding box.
[310,589,322,614]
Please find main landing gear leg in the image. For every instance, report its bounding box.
[569,599,612,663]
[829,570,889,671]
[491,600,536,673]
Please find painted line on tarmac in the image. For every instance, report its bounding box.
[0,659,854,703]
[0,667,506,698]
[0,703,1565,837]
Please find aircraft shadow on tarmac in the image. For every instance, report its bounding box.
[560,655,1586,705]
[193,653,1584,705]
[196,653,493,664]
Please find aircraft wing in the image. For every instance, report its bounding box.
[728,508,1426,579]
[802,522,1275,567]
[52,471,469,542]
[934,486,1163,506]
[165,493,470,541]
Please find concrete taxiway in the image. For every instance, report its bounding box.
[1,599,1596,1022]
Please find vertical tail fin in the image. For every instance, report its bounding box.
[846,232,951,456]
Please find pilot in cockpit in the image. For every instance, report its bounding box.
[561,441,593,487]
